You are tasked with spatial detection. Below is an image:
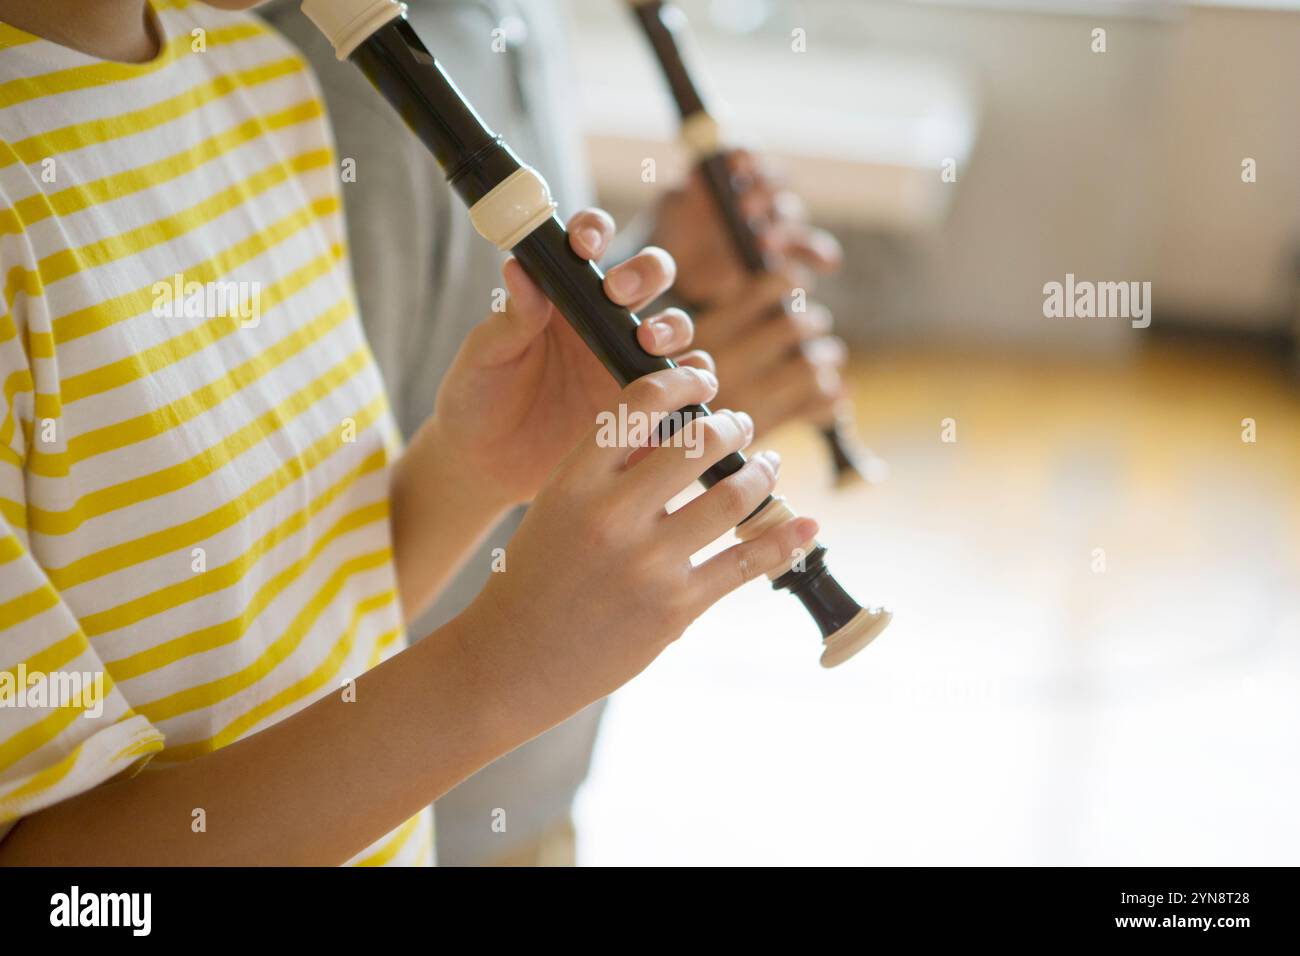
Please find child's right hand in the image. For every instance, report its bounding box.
[458,364,820,717]
[687,272,849,439]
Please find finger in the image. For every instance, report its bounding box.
[622,349,719,471]
[576,365,719,475]
[725,148,758,193]
[672,349,716,376]
[726,148,756,177]
[763,341,849,431]
[772,188,809,224]
[501,256,548,320]
[604,246,677,313]
[800,333,848,370]
[737,181,780,223]
[794,390,853,431]
[731,378,820,440]
[692,514,820,607]
[727,149,786,193]
[662,448,781,556]
[762,346,846,422]
[635,307,693,356]
[771,224,843,274]
[761,379,841,434]
[621,407,754,511]
[734,159,797,222]
[463,257,555,365]
[566,208,617,261]
[719,303,833,383]
[693,273,790,344]
[622,353,717,470]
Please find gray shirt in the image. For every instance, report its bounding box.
[260,0,605,866]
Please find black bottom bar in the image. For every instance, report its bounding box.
[1,866,1282,942]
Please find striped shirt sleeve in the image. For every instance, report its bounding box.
[0,204,164,833]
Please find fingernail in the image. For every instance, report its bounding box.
[577,227,603,255]
[647,318,671,348]
[735,410,754,437]
[607,268,642,300]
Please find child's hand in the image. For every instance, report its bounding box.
[458,365,820,713]
[649,149,843,306]
[686,272,849,439]
[422,208,714,509]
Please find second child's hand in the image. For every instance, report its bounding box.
[650,150,852,439]
[650,149,842,306]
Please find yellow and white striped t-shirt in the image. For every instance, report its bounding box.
[0,1,430,865]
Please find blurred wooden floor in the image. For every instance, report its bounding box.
[577,341,1300,865]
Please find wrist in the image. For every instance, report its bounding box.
[389,418,514,621]
[423,408,550,509]
[444,591,582,757]
[399,414,519,521]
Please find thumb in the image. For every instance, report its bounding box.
[466,257,555,366]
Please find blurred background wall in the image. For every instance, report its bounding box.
[570,0,1300,354]
[559,0,1300,865]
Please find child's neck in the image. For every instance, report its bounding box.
[0,0,161,64]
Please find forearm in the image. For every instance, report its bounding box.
[0,610,563,866]
[388,418,511,623]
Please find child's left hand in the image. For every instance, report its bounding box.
[420,208,714,509]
